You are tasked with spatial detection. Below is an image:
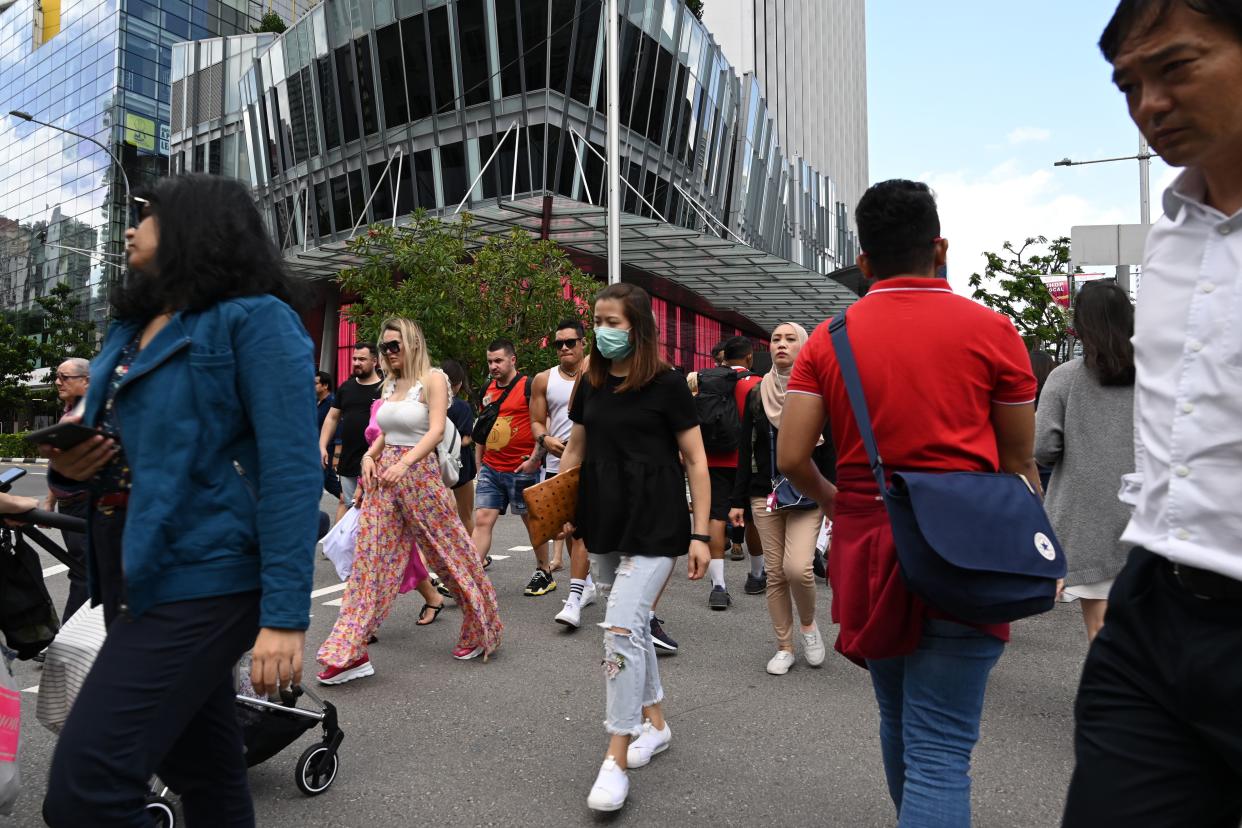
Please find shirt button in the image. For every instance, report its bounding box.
[1181,402,1195,414]
[1175,465,1191,478]
[1190,341,1204,352]
[1176,529,1191,541]
[1220,225,1233,235]
[1200,282,1216,293]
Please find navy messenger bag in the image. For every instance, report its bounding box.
[828,314,1066,624]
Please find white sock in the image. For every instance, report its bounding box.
[749,555,764,578]
[708,558,725,588]
[585,574,594,587]
[648,609,656,620]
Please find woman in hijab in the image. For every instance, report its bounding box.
[729,322,836,675]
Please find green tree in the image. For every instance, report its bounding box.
[967,235,1077,362]
[253,11,287,34]
[685,0,704,20]
[34,281,97,367]
[338,211,600,387]
[0,313,42,423]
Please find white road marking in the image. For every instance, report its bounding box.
[507,546,532,552]
[323,598,342,607]
[22,686,38,694]
[42,564,68,578]
[310,583,347,598]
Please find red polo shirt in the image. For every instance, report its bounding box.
[788,277,1036,664]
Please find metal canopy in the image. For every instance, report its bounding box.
[283,195,857,333]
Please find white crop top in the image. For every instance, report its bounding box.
[375,370,448,447]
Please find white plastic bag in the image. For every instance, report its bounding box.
[37,603,106,734]
[321,506,360,581]
[0,655,22,815]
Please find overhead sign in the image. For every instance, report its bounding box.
[1071,224,1151,266]
[124,112,156,152]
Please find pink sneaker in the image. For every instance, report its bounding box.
[316,655,374,685]
[452,645,484,660]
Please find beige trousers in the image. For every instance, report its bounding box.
[750,497,820,650]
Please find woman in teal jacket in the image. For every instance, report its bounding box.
[42,175,321,827]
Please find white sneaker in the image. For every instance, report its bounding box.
[766,650,796,675]
[554,596,582,628]
[586,756,629,812]
[626,720,671,768]
[801,625,826,667]
[580,582,597,608]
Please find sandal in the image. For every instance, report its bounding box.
[417,602,445,626]
[483,555,493,569]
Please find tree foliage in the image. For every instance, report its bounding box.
[967,236,1076,362]
[34,282,97,367]
[338,211,600,388]
[0,314,41,421]
[253,11,287,33]
[685,0,704,20]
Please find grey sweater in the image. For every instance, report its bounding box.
[1035,358,1134,587]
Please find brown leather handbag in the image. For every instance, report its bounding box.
[521,466,580,547]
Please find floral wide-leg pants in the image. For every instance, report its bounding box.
[317,447,502,668]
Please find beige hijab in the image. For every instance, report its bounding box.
[760,322,810,430]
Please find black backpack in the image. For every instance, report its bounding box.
[694,367,754,453]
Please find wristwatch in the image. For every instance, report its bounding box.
[536,434,548,448]
[690,533,711,544]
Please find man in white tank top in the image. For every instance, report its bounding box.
[530,321,596,628]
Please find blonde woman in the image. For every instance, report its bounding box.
[317,318,502,683]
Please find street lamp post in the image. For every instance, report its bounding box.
[8,110,131,212]
[605,0,620,285]
[1053,137,1156,225]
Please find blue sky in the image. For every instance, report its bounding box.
[865,0,1174,291]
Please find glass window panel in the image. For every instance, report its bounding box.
[286,70,308,164]
[547,0,574,94]
[495,0,522,97]
[367,162,394,219]
[401,15,432,120]
[301,66,320,157]
[335,45,360,143]
[316,57,341,150]
[413,148,436,207]
[427,5,454,113]
[457,0,489,107]
[375,23,408,128]
[331,175,350,230]
[354,35,379,135]
[438,142,467,206]
[348,169,366,226]
[521,0,547,90]
[314,180,332,236]
[648,47,672,145]
[569,0,599,104]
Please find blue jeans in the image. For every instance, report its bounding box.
[595,554,675,736]
[866,619,1004,827]
[474,464,536,515]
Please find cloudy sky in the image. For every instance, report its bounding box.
[865,0,1176,293]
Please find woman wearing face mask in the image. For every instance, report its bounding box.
[40,175,320,826]
[557,283,711,813]
[729,323,836,675]
[316,318,501,684]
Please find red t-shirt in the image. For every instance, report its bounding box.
[480,375,535,473]
[787,277,1037,662]
[788,278,1036,479]
[705,366,763,468]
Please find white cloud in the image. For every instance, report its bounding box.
[921,160,1129,294]
[1006,126,1052,145]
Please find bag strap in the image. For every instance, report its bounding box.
[767,421,778,482]
[487,374,524,410]
[827,314,887,493]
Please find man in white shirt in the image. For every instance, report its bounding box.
[1063,2,1242,824]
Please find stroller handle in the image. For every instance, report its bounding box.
[8,508,88,535]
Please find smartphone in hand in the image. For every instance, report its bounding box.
[28,422,102,451]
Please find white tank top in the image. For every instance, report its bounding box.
[543,367,576,474]
[375,370,448,447]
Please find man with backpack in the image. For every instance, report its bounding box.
[472,339,552,596]
[696,336,763,609]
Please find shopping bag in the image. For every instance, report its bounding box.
[0,656,22,815]
[321,507,360,581]
[37,602,106,734]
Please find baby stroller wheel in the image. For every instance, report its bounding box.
[145,793,177,827]
[295,743,339,795]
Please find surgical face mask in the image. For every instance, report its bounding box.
[594,326,633,360]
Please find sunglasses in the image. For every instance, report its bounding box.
[130,196,154,228]
[379,340,402,355]
[54,373,86,382]
[551,337,580,350]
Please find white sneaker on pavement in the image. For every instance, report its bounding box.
[626,719,671,768]
[580,582,597,608]
[554,596,582,628]
[586,756,629,812]
[801,625,826,667]
[766,650,796,675]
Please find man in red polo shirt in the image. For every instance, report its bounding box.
[777,179,1038,824]
[699,336,763,609]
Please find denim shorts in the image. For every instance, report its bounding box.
[475,464,537,515]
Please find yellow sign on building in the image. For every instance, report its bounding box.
[124,113,157,152]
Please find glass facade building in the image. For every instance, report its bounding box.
[0,0,299,340]
[171,0,864,374]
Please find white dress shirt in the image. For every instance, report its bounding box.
[1120,169,1242,578]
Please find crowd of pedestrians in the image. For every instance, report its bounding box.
[15,0,1242,823]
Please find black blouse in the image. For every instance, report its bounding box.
[569,369,699,557]
[730,385,836,509]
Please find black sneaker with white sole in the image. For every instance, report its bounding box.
[708,585,732,610]
[650,616,678,652]
[524,569,557,596]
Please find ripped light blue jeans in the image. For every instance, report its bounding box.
[593,553,675,736]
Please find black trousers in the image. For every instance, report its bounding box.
[44,510,261,827]
[57,496,90,622]
[1062,547,1242,827]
